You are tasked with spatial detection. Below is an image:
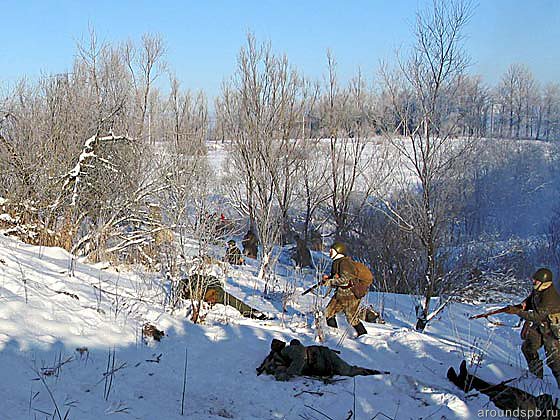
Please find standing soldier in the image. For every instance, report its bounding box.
[505,268,560,386]
[322,242,368,337]
[242,229,259,259]
[292,235,313,268]
[224,240,244,265]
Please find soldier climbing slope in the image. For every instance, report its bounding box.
[503,268,560,387]
[257,338,388,381]
[322,241,370,337]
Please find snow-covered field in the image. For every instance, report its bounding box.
[0,233,558,419]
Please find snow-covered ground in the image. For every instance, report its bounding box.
[1,233,558,419]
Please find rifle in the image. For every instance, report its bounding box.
[302,275,331,296]
[469,305,520,320]
[302,282,321,296]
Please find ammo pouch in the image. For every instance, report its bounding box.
[547,313,560,339]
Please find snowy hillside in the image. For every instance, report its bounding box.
[1,233,558,419]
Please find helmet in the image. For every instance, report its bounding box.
[227,239,236,246]
[532,268,553,283]
[271,338,286,352]
[330,241,347,256]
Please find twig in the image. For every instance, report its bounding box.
[294,390,324,397]
[181,346,188,415]
[304,404,335,420]
[32,366,63,420]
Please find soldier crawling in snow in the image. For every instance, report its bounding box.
[180,274,268,320]
[257,338,388,381]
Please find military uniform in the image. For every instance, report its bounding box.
[242,229,259,259]
[448,360,557,417]
[516,282,560,385]
[180,275,267,320]
[292,236,313,268]
[324,254,367,336]
[264,340,384,381]
[224,242,244,265]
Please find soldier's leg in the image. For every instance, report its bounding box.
[521,328,544,378]
[543,336,560,387]
[325,297,342,328]
[222,290,262,318]
[343,298,367,336]
[326,350,374,376]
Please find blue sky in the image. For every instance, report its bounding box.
[1,1,558,99]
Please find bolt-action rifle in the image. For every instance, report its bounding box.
[469,304,521,320]
[302,274,337,296]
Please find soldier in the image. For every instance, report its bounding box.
[505,268,560,386]
[448,360,558,418]
[292,235,313,268]
[224,240,244,265]
[322,242,368,337]
[180,274,268,320]
[242,229,259,259]
[268,339,387,381]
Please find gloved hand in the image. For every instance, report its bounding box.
[275,372,290,381]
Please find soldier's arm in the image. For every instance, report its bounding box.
[256,350,275,375]
[282,347,306,377]
[325,259,356,287]
[515,309,549,323]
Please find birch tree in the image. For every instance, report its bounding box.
[378,0,476,331]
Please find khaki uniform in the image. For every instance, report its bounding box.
[292,236,313,268]
[324,257,362,328]
[180,275,267,320]
[224,243,243,265]
[277,341,382,380]
[242,230,259,259]
[517,284,560,386]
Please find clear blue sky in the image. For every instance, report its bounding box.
[1,0,558,100]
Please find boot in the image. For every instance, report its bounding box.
[353,322,367,337]
[326,317,338,328]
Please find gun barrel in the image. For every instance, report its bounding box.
[469,306,510,320]
[302,284,319,296]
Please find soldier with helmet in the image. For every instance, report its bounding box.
[322,241,368,337]
[505,268,560,386]
[224,239,244,265]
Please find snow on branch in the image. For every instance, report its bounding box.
[53,133,132,209]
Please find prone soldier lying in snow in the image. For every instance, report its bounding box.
[180,274,270,320]
[257,338,389,381]
[448,360,558,419]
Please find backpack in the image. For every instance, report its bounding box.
[350,261,374,299]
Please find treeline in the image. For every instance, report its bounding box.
[1,2,559,329]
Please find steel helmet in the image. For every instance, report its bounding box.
[532,268,553,283]
[330,241,347,256]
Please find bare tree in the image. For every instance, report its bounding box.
[320,54,381,238]
[218,34,309,288]
[377,0,476,331]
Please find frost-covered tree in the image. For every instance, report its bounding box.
[377,0,476,331]
[218,35,309,287]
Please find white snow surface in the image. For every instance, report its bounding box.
[0,233,558,419]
